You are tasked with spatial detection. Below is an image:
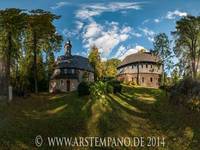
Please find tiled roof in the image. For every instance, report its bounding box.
[55,55,94,72]
[118,52,161,68]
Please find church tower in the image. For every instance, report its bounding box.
[64,40,72,57]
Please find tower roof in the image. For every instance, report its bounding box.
[64,40,72,57]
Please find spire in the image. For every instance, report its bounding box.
[64,40,72,57]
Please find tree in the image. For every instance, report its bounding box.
[25,9,61,93]
[88,45,102,81]
[0,8,27,100]
[43,34,62,86]
[172,15,200,79]
[171,67,180,85]
[153,33,173,86]
[104,58,121,77]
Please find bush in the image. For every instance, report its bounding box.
[106,79,122,93]
[53,89,63,94]
[90,81,107,100]
[169,77,200,112]
[77,81,90,96]
[106,83,114,93]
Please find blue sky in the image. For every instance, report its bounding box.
[1,0,200,61]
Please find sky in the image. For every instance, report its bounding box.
[1,0,200,61]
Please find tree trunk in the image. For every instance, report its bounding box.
[46,50,50,88]
[33,32,38,94]
[161,64,165,86]
[6,32,12,101]
[192,60,197,79]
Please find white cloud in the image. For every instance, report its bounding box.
[142,19,149,25]
[75,21,84,30]
[63,21,85,38]
[140,27,155,42]
[51,2,69,10]
[154,19,160,23]
[114,45,146,60]
[72,2,144,58]
[166,10,187,19]
[76,2,142,20]
[132,32,142,37]
[121,26,142,37]
[121,26,132,33]
[84,22,102,38]
[62,28,77,38]
[82,21,133,57]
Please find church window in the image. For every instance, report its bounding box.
[64,69,68,74]
[72,69,75,74]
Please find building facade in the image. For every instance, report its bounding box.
[49,41,94,93]
[117,51,162,88]
[0,58,6,99]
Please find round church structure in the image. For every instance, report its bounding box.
[117,50,163,88]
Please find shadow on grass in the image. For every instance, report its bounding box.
[0,92,93,149]
[0,86,199,150]
[120,85,200,150]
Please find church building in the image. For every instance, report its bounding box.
[49,41,94,92]
[117,50,162,88]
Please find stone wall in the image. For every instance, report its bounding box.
[49,70,94,93]
[49,79,79,93]
[117,73,161,88]
[117,62,162,88]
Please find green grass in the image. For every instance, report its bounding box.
[0,86,199,149]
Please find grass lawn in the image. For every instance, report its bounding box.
[0,86,199,149]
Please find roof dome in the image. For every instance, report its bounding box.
[118,51,161,68]
[56,55,94,72]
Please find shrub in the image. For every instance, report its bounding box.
[106,83,114,93]
[53,89,62,94]
[106,79,122,93]
[169,77,200,112]
[90,81,107,100]
[77,81,90,96]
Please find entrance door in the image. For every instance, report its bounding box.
[67,80,70,91]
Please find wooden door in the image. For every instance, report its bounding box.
[67,80,70,91]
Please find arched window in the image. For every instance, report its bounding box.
[150,77,153,82]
